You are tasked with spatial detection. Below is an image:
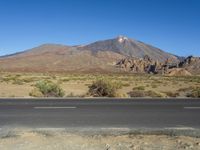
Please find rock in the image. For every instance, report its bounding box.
[116,55,171,74]
[196,142,200,146]
[116,55,199,76]
[105,144,110,150]
[179,56,200,74]
[166,68,192,76]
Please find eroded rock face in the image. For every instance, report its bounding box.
[116,55,179,74]
[179,56,200,74]
[116,55,200,75]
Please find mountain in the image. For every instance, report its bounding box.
[0,44,123,73]
[0,36,179,73]
[79,36,178,62]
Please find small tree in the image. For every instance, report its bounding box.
[30,80,65,97]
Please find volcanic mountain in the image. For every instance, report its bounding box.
[80,36,177,62]
[0,36,178,73]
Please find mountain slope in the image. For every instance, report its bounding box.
[0,44,123,72]
[0,36,179,73]
[79,36,177,62]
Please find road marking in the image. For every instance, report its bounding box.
[101,128,130,131]
[164,127,195,130]
[37,128,66,131]
[34,106,77,109]
[184,107,200,109]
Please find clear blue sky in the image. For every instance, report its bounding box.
[0,0,199,56]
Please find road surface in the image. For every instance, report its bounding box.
[0,99,200,129]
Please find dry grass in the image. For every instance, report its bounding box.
[0,72,199,98]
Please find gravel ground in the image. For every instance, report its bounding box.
[0,129,200,150]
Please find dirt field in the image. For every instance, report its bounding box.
[0,72,199,98]
[0,129,200,150]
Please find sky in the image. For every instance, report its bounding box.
[0,0,200,57]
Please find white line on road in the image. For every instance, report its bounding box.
[34,106,77,109]
[184,107,200,109]
[164,127,195,130]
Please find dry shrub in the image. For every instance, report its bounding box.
[88,78,121,97]
[163,91,180,97]
[187,87,200,98]
[128,90,162,98]
[132,86,145,91]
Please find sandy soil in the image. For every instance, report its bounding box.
[0,130,200,150]
[0,83,32,97]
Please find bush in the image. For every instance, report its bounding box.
[151,84,158,88]
[128,90,146,97]
[30,80,65,97]
[178,87,193,92]
[128,90,162,98]
[120,82,131,87]
[132,86,145,90]
[88,78,120,97]
[164,91,180,97]
[187,87,200,98]
[146,90,162,97]
[29,88,44,97]
[12,80,24,85]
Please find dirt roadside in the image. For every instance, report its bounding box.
[0,128,200,150]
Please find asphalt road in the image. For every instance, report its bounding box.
[0,99,200,129]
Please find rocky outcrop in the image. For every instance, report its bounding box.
[179,56,200,74]
[166,68,192,76]
[116,55,200,75]
[116,55,179,74]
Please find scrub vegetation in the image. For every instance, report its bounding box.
[88,78,122,97]
[30,80,65,97]
[0,72,199,98]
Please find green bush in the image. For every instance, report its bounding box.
[88,78,120,97]
[31,80,65,97]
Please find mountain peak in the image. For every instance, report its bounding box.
[116,35,129,43]
[79,36,178,62]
